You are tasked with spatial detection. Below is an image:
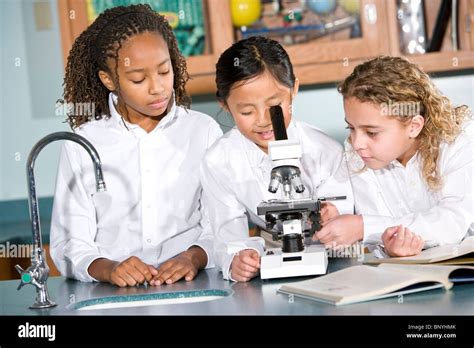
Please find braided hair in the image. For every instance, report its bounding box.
[60,4,190,129]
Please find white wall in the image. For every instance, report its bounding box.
[1,0,67,201]
[0,0,4,198]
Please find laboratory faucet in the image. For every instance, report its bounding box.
[16,132,106,309]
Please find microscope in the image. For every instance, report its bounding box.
[257,106,345,279]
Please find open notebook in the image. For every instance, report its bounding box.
[364,236,474,265]
[277,264,474,306]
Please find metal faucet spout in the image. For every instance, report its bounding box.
[17,132,106,309]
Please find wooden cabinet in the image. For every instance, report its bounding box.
[57,0,474,96]
[385,0,474,72]
[284,0,391,85]
[57,0,233,95]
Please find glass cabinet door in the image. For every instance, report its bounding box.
[230,0,388,66]
[57,0,234,94]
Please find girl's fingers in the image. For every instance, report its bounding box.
[131,262,151,283]
[321,209,328,219]
[129,271,146,285]
[121,263,144,284]
[242,256,260,269]
[111,274,127,287]
[313,224,331,241]
[320,208,331,223]
[153,261,177,283]
[403,229,413,248]
[393,225,405,249]
[159,267,176,281]
[184,269,197,281]
[314,227,333,243]
[397,225,405,239]
[409,234,420,250]
[235,254,259,272]
[155,260,174,274]
[233,258,259,280]
[382,226,399,245]
[238,261,259,273]
[250,251,260,261]
[384,226,399,239]
[230,267,246,282]
[233,274,250,282]
[120,271,138,286]
[165,268,188,284]
[147,265,158,276]
[159,265,185,285]
[233,268,257,281]
[404,229,412,241]
[248,250,260,262]
[151,268,170,286]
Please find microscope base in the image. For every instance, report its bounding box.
[260,244,328,279]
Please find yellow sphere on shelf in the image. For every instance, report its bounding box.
[230,0,262,27]
[338,0,360,14]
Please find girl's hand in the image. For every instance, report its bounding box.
[230,249,260,282]
[313,214,364,248]
[150,246,206,286]
[382,225,424,257]
[320,202,340,225]
[89,256,158,287]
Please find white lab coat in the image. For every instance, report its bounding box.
[200,120,354,280]
[50,93,223,282]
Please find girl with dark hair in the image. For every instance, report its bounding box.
[200,36,354,282]
[51,4,222,287]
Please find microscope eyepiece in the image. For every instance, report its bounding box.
[270,105,288,141]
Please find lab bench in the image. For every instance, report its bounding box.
[1,257,472,315]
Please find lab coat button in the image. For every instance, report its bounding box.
[147,239,152,243]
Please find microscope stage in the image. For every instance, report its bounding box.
[257,199,320,215]
[260,244,328,279]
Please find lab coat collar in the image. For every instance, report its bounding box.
[390,151,420,169]
[108,92,178,132]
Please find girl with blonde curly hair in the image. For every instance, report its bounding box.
[313,56,473,257]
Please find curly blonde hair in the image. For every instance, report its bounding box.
[338,56,471,191]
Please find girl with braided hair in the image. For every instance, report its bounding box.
[51,4,222,287]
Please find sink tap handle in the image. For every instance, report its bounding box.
[15,264,33,290]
